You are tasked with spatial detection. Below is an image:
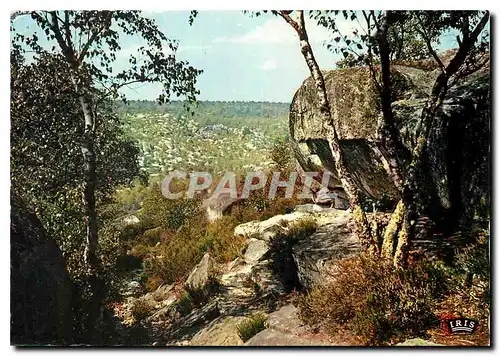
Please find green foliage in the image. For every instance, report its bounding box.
[454,236,489,282]
[270,137,294,172]
[237,313,267,342]
[12,11,202,104]
[141,226,203,286]
[452,234,490,306]
[186,276,222,306]
[296,242,490,345]
[176,292,194,317]
[134,203,245,288]
[198,216,246,263]
[11,53,142,279]
[139,183,200,230]
[117,104,288,176]
[313,10,489,70]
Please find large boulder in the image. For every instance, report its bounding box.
[244,304,333,346]
[11,196,72,345]
[188,316,247,346]
[292,210,360,289]
[184,253,215,292]
[290,59,490,223]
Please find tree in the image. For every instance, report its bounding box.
[380,11,489,266]
[270,10,376,249]
[265,10,489,266]
[311,10,489,266]
[11,10,201,337]
[11,52,141,271]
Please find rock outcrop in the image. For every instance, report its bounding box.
[118,204,359,346]
[10,195,72,345]
[290,60,490,224]
[244,304,333,346]
[184,253,215,292]
[292,210,360,289]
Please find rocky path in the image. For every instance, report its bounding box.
[113,204,364,346]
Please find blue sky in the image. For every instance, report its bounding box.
[120,11,339,102]
[12,11,465,103]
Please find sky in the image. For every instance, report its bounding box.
[12,11,464,103]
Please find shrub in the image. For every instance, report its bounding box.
[137,211,245,290]
[140,227,164,245]
[142,233,202,287]
[130,297,154,322]
[198,216,246,263]
[176,292,194,317]
[226,170,307,224]
[296,255,442,345]
[186,276,222,306]
[237,313,267,342]
[434,236,490,341]
[139,183,200,230]
[270,136,294,172]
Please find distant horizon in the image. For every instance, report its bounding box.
[117,99,292,104]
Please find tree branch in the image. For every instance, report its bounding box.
[78,11,113,62]
[416,14,445,73]
[10,11,29,21]
[445,11,489,78]
[277,10,301,34]
[49,11,75,65]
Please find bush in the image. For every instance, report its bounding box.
[186,276,222,306]
[237,313,267,342]
[296,255,442,345]
[198,216,246,263]
[130,297,154,322]
[142,225,203,287]
[270,136,294,172]
[139,183,200,230]
[137,212,246,290]
[435,236,490,340]
[176,292,194,317]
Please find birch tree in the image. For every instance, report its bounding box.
[11,10,201,336]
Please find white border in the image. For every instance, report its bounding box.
[2,2,498,356]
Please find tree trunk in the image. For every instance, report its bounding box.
[287,11,376,249]
[71,72,103,340]
[78,95,99,271]
[376,11,489,266]
[375,11,406,192]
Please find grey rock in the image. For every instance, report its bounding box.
[202,193,244,222]
[185,253,215,291]
[234,212,308,241]
[126,281,142,294]
[396,338,443,346]
[11,195,72,345]
[294,203,325,213]
[189,316,247,346]
[290,61,490,224]
[244,304,334,346]
[244,238,269,262]
[292,213,360,289]
[245,329,330,346]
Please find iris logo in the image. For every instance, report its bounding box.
[446,318,478,334]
